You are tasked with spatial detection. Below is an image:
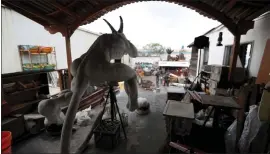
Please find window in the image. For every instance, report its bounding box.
[223,43,252,69]
[223,46,232,66]
[203,47,209,65]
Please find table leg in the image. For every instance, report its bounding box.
[203,107,214,127]
[213,107,221,128]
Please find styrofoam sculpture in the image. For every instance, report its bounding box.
[60,16,139,154]
[38,90,72,126]
[136,97,150,115]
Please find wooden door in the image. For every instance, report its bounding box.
[256,39,270,84]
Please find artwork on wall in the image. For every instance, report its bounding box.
[18,45,57,71]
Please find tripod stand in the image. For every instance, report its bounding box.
[103,83,127,139]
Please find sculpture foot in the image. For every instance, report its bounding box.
[126,101,138,112]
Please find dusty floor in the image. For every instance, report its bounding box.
[13,76,170,154]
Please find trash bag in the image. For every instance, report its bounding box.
[225,120,237,154]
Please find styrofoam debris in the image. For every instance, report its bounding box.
[75,105,92,126]
[138,97,149,108]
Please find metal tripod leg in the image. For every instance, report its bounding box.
[109,85,127,140]
[114,99,127,139]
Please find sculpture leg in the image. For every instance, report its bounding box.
[124,76,138,112]
[38,99,64,126]
[60,74,88,154]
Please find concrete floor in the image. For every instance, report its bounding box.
[13,76,170,154]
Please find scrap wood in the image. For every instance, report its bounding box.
[76,106,106,154]
[193,91,202,102]
[187,90,202,102]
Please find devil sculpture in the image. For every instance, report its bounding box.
[60,16,139,154]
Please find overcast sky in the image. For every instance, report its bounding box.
[81,2,220,50]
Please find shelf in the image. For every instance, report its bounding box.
[2,69,66,80]
[19,50,54,54]
[5,84,48,96]
[9,98,43,113]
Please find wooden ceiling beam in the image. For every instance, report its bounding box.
[245,4,270,20]
[49,1,81,19]
[221,0,238,13]
[237,19,254,34]
[69,0,239,36]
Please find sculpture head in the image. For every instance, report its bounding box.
[102,16,138,59]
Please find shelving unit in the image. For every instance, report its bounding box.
[199,70,211,92]
[18,45,57,72]
[199,65,246,95]
[1,69,108,143]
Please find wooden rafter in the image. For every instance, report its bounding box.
[87,0,100,5]
[4,0,62,26]
[221,0,238,13]
[49,1,81,19]
[235,7,252,19]
[245,4,270,20]
[241,1,267,7]
[47,0,78,16]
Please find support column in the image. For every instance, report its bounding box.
[228,33,241,83]
[65,33,72,88]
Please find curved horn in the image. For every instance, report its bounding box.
[118,16,123,33]
[103,19,117,33]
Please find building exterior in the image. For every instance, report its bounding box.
[130,56,161,68]
[188,12,270,79]
[2,6,101,74]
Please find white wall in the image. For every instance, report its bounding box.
[206,13,270,77]
[1,6,100,74]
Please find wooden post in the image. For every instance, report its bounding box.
[228,33,241,83]
[65,33,72,88]
[57,70,64,91]
[256,39,270,84]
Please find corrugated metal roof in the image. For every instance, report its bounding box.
[2,0,270,37]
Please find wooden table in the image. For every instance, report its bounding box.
[199,94,241,128]
[200,95,240,109]
[163,100,195,138]
[163,100,194,119]
[167,86,186,101]
[163,100,195,153]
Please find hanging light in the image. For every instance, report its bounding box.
[217,32,223,46]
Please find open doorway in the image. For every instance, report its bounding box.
[223,42,253,70]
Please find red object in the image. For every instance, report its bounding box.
[169,142,206,154]
[2,131,12,154]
